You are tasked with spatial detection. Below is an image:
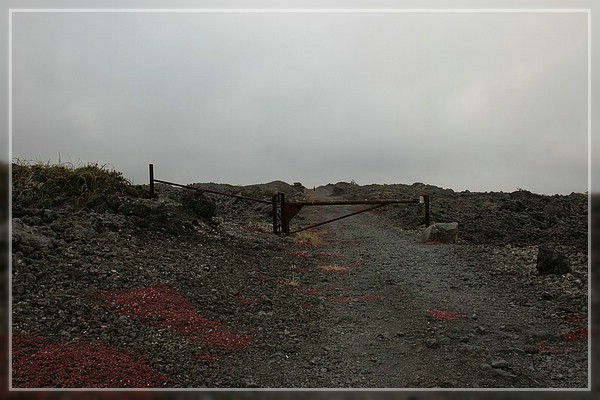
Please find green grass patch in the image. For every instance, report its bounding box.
[12,160,140,207]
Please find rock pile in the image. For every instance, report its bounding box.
[536,246,572,276]
[327,181,588,255]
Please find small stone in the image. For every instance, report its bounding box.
[425,338,440,349]
[244,378,259,388]
[527,329,553,340]
[491,359,509,369]
[492,368,517,378]
[257,310,272,317]
[540,291,554,300]
[476,325,487,335]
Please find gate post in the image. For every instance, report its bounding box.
[272,193,286,235]
[272,194,279,234]
[149,164,155,198]
[421,195,430,227]
[279,193,289,235]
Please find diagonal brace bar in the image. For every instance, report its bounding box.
[287,203,387,235]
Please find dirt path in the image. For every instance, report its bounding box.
[284,187,588,388]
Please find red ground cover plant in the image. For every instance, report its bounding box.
[96,285,253,351]
[561,329,589,342]
[348,262,365,269]
[537,341,575,354]
[96,284,222,336]
[317,252,343,258]
[256,271,271,282]
[294,287,326,295]
[426,309,466,321]
[359,295,385,301]
[563,316,584,325]
[322,285,351,293]
[203,332,255,351]
[8,393,161,400]
[12,335,171,388]
[197,354,220,362]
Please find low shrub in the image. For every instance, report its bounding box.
[12,160,140,208]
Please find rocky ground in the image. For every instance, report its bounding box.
[4,164,596,397]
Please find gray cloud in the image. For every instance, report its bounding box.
[10,9,589,194]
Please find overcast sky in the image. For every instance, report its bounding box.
[8,4,592,194]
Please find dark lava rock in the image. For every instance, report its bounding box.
[118,201,152,217]
[179,191,216,220]
[536,246,572,275]
[86,194,123,213]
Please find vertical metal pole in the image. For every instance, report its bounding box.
[424,194,430,227]
[149,164,155,198]
[279,193,289,235]
[272,194,278,235]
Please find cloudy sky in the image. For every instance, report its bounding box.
[7,1,594,194]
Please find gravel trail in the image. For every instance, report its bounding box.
[286,187,588,388]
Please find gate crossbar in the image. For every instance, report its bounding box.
[287,199,421,206]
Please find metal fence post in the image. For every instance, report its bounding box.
[278,193,288,235]
[149,164,155,198]
[272,194,279,234]
[424,195,430,227]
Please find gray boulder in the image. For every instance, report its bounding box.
[536,246,571,275]
[422,222,459,243]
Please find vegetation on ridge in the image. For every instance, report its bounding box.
[11,160,140,208]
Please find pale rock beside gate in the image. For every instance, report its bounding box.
[421,222,459,243]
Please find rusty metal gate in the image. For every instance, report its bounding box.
[148,164,429,236]
[272,192,429,235]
